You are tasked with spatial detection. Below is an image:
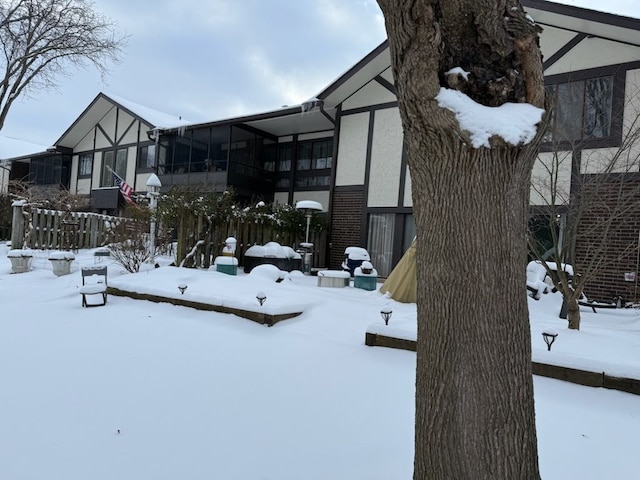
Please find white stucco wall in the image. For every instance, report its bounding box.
[342,80,397,111]
[76,178,92,195]
[538,25,579,61]
[380,67,394,84]
[75,130,94,152]
[368,108,403,207]
[118,114,140,146]
[530,151,572,206]
[580,147,633,174]
[336,113,369,186]
[545,37,640,75]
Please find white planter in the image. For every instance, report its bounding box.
[50,258,73,277]
[48,251,75,277]
[7,253,33,273]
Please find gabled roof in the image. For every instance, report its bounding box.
[160,103,336,138]
[55,92,189,149]
[522,0,640,46]
[313,1,640,111]
[317,41,390,110]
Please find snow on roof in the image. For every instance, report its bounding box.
[104,92,191,129]
[0,135,49,160]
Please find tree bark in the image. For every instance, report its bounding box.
[376,1,545,478]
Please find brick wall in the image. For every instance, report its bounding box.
[329,189,364,269]
[576,177,640,303]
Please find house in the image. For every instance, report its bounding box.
[4,1,640,298]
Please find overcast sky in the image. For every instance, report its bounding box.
[1,0,638,150]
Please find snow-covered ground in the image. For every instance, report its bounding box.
[1,245,639,479]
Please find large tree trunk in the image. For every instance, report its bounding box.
[376,1,545,478]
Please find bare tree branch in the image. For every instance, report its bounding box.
[0,0,127,131]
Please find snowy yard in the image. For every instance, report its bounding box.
[1,245,640,479]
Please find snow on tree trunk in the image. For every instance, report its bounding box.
[376,1,546,478]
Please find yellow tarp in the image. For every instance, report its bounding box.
[379,239,416,303]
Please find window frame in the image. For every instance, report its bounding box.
[78,152,93,178]
[137,144,156,172]
[542,65,626,151]
[100,148,128,187]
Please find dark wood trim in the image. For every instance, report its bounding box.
[543,33,588,71]
[327,104,342,265]
[317,40,389,100]
[288,134,298,205]
[544,61,640,83]
[116,117,136,145]
[366,206,413,215]
[362,111,375,245]
[374,74,397,95]
[96,124,114,147]
[341,101,398,117]
[541,63,633,152]
[333,185,366,193]
[522,0,640,31]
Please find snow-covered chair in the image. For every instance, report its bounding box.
[79,266,108,307]
[526,261,550,300]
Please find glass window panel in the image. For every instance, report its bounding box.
[584,77,612,138]
[403,214,416,252]
[555,81,584,141]
[367,213,396,277]
[101,151,114,186]
[79,153,93,176]
[137,145,155,170]
[276,178,290,189]
[115,148,127,178]
[278,144,292,172]
[297,158,311,170]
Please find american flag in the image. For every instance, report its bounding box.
[112,171,136,205]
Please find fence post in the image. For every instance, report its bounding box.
[10,201,25,249]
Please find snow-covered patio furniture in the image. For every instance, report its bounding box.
[341,247,370,276]
[214,256,238,275]
[243,242,302,273]
[79,266,108,307]
[526,261,551,300]
[354,261,378,291]
[317,270,350,288]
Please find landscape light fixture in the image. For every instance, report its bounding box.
[178,283,188,295]
[380,306,393,325]
[256,291,267,306]
[542,329,558,351]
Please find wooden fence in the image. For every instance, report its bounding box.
[11,204,135,251]
[204,220,327,269]
[10,204,328,269]
[172,213,327,269]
